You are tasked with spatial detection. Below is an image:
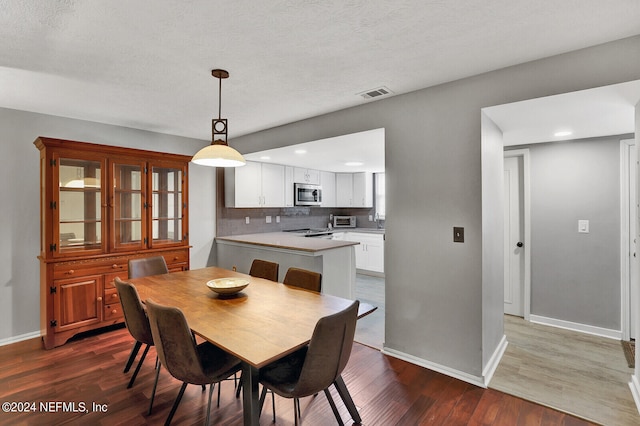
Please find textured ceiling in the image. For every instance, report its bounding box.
[1,0,640,146]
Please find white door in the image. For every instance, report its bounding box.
[504,156,525,316]
[630,144,638,339]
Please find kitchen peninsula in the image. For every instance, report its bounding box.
[215,232,359,299]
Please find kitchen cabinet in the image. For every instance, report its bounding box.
[343,232,384,273]
[285,166,294,207]
[225,161,285,207]
[320,171,336,207]
[35,137,190,349]
[335,172,373,207]
[294,167,320,185]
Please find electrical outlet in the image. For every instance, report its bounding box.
[266,216,272,224]
[245,217,250,224]
[453,227,464,243]
[369,215,373,221]
[276,216,280,223]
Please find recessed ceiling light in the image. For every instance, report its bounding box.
[554,131,573,137]
[295,149,307,154]
[260,156,271,160]
[345,161,364,167]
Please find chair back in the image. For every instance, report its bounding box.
[249,259,279,282]
[283,267,322,292]
[294,300,359,396]
[114,277,154,346]
[128,256,169,279]
[145,298,210,385]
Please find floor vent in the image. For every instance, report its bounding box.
[358,86,393,100]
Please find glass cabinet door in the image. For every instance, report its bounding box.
[150,164,185,247]
[55,157,105,255]
[112,161,146,251]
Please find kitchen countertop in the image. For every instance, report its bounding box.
[215,232,359,253]
[338,228,385,235]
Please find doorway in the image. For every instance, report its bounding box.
[503,149,531,319]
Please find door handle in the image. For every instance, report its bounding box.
[516,242,523,248]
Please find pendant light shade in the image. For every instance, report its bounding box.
[191,69,246,168]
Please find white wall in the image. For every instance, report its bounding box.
[227,35,640,382]
[0,108,215,343]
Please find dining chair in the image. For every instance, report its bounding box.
[128,256,169,279]
[249,259,279,281]
[258,300,360,425]
[114,277,160,415]
[283,267,322,292]
[145,298,242,426]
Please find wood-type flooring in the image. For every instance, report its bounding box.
[0,325,596,425]
[491,315,640,426]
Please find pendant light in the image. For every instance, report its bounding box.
[192,69,246,167]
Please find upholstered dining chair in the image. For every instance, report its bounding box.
[114,277,160,415]
[128,256,169,279]
[258,300,360,425]
[145,298,242,426]
[283,267,322,292]
[249,259,279,281]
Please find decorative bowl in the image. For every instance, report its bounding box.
[206,278,250,295]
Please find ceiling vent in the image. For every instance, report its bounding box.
[358,86,393,100]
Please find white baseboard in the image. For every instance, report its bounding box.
[0,331,41,347]
[630,375,640,414]
[382,347,487,388]
[529,314,621,340]
[483,335,508,386]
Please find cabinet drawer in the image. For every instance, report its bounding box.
[104,303,123,320]
[163,250,189,266]
[104,287,120,304]
[53,261,127,280]
[104,272,128,291]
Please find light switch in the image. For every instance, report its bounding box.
[245,216,250,224]
[266,216,272,224]
[453,227,464,243]
[276,216,280,223]
[578,219,589,233]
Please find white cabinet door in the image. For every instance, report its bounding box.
[320,171,336,207]
[352,172,373,207]
[225,161,261,207]
[336,173,353,206]
[225,161,284,207]
[294,167,321,184]
[261,163,285,207]
[284,166,294,207]
[343,232,384,273]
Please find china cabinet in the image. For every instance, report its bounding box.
[35,137,190,349]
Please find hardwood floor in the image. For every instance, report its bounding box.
[491,315,640,426]
[0,325,596,425]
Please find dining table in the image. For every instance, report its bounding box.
[129,266,373,426]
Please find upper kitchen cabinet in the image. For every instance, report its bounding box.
[35,137,191,348]
[225,161,285,207]
[336,172,373,207]
[293,167,320,185]
[320,171,336,207]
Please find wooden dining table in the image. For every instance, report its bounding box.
[129,266,371,426]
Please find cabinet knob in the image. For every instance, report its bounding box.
[67,270,75,275]
[97,296,103,302]
[174,256,179,260]
[111,293,118,299]
[112,264,119,269]
[111,309,117,315]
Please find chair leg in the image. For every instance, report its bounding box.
[294,398,300,426]
[217,379,221,408]
[324,388,344,426]
[127,343,150,388]
[205,383,215,426]
[258,385,267,415]
[124,341,142,373]
[165,382,188,426]
[271,390,276,423]
[333,376,361,423]
[235,373,243,398]
[147,363,161,415]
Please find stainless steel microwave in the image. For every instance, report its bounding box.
[294,183,322,206]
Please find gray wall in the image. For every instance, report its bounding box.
[514,136,626,330]
[0,107,215,342]
[226,35,640,379]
